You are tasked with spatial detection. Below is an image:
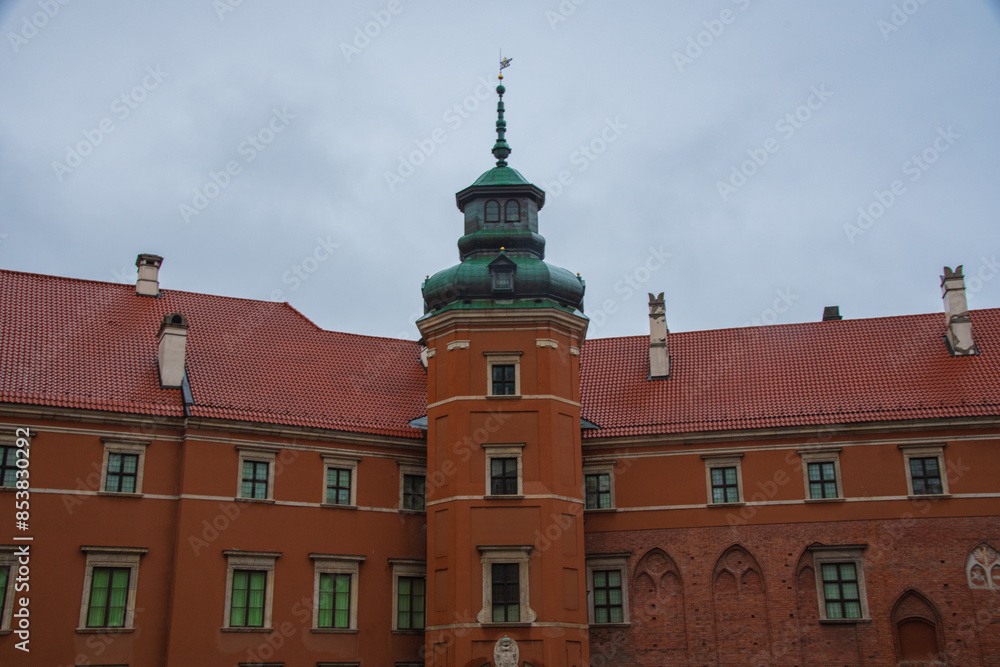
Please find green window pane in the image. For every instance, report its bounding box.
[841,582,859,599]
[107,569,129,627]
[593,571,607,587]
[808,464,821,481]
[821,462,835,477]
[608,570,621,587]
[824,583,840,600]
[610,606,624,623]
[809,482,822,498]
[723,468,737,484]
[821,563,838,581]
[826,601,843,618]
[824,482,837,497]
[595,607,608,623]
[711,468,724,485]
[845,601,862,618]
[87,568,110,627]
[725,487,739,503]
[839,563,856,579]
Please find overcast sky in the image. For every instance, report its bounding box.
[2,0,998,342]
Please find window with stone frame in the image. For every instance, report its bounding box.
[310,553,364,632]
[100,438,148,495]
[702,453,744,505]
[223,550,279,631]
[400,466,426,511]
[900,445,949,497]
[77,546,147,632]
[809,545,870,623]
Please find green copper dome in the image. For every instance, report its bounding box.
[420,68,585,317]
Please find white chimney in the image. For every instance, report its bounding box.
[136,254,164,297]
[941,265,977,356]
[648,292,670,379]
[157,313,189,388]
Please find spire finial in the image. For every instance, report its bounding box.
[492,55,513,167]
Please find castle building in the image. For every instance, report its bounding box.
[1,72,999,667]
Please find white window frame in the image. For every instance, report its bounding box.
[0,546,18,632]
[398,464,427,512]
[77,546,147,632]
[99,438,149,496]
[899,444,950,497]
[310,553,365,633]
[583,461,616,511]
[322,454,360,507]
[809,545,870,623]
[236,445,279,502]
[798,448,844,501]
[223,550,280,631]
[390,558,426,633]
[482,443,525,498]
[702,453,744,505]
[476,545,536,624]
[485,351,522,397]
[586,554,630,625]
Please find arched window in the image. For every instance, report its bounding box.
[505,200,520,222]
[485,200,500,223]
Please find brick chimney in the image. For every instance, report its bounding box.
[941,266,977,356]
[822,306,842,321]
[157,313,189,388]
[136,254,164,297]
[648,292,670,379]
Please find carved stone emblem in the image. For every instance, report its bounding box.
[494,634,519,667]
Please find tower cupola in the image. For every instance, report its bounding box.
[421,66,585,314]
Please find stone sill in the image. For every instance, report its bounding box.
[818,618,872,625]
[486,395,522,400]
[97,491,143,498]
[311,628,359,634]
[320,503,358,510]
[584,507,617,513]
[590,622,630,628]
[484,495,525,501]
[76,627,135,634]
[706,502,746,508]
[804,497,846,504]
[391,629,425,635]
[221,627,273,633]
[907,494,951,500]
[235,497,275,505]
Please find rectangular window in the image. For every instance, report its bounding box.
[0,446,18,487]
[490,458,518,495]
[592,570,624,623]
[317,572,351,629]
[86,567,130,628]
[909,457,943,495]
[0,567,8,622]
[808,461,838,499]
[105,453,139,493]
[710,467,739,503]
[585,473,612,509]
[241,460,269,499]
[821,562,862,619]
[230,570,267,628]
[492,364,516,396]
[491,563,520,622]
[396,576,426,630]
[402,474,425,511]
[326,468,352,505]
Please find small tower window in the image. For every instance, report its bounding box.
[505,200,520,223]
[485,200,500,223]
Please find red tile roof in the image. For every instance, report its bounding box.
[4,269,998,441]
[579,309,1000,438]
[0,270,427,439]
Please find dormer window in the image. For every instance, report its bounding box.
[505,200,520,223]
[485,200,500,223]
[493,270,512,291]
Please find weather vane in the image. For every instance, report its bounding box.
[499,53,512,79]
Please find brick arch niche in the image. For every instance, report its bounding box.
[891,589,944,666]
[711,545,772,665]
[630,547,688,661]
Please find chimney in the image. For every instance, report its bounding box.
[941,266,977,356]
[822,306,842,321]
[157,313,189,388]
[648,292,670,379]
[136,254,164,297]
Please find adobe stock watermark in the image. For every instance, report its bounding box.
[384,75,494,192]
[213,0,245,21]
[7,0,71,54]
[877,0,932,41]
[545,0,587,31]
[672,0,752,73]
[587,244,670,330]
[843,126,958,243]
[339,0,409,62]
[717,84,833,202]
[51,66,168,182]
[179,106,295,223]
[542,117,627,200]
[742,287,799,327]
